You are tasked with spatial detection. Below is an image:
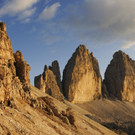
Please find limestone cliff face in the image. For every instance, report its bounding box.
[14,50,31,83]
[63,45,102,103]
[0,22,30,106]
[34,65,64,101]
[0,22,15,67]
[49,60,62,92]
[104,51,135,102]
[0,22,24,105]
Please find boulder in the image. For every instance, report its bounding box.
[104,50,135,102]
[62,45,102,103]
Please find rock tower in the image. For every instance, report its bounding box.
[34,63,64,101]
[0,22,31,106]
[63,45,102,103]
[104,50,135,102]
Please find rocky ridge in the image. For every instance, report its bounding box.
[0,22,117,135]
[35,45,102,103]
[35,45,135,104]
[0,22,25,106]
[1,22,135,135]
[34,64,64,101]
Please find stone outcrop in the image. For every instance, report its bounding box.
[62,45,102,103]
[14,50,31,83]
[0,22,15,67]
[49,60,62,92]
[0,22,6,32]
[34,65,64,101]
[0,23,19,105]
[30,96,77,127]
[0,22,30,106]
[104,50,135,102]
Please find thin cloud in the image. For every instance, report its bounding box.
[22,18,31,23]
[44,0,51,5]
[18,8,36,20]
[0,0,39,21]
[61,0,135,48]
[39,2,61,20]
[122,41,135,50]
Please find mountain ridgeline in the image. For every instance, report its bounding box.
[1,22,135,135]
[0,22,118,135]
[35,45,135,103]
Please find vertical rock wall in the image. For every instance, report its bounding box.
[104,51,135,102]
[14,50,31,83]
[0,22,31,106]
[63,45,102,103]
[34,64,64,101]
[49,60,62,93]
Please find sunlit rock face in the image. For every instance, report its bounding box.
[63,45,102,103]
[104,51,135,102]
[0,22,31,106]
[49,60,63,93]
[34,65,64,101]
[0,22,15,67]
[0,22,25,105]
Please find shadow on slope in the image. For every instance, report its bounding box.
[77,99,135,135]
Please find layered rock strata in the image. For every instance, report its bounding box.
[34,65,64,101]
[104,50,135,102]
[63,45,102,103]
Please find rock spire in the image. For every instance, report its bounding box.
[104,50,135,102]
[34,61,64,101]
[62,45,102,103]
[0,22,31,106]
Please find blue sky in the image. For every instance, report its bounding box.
[1,0,135,84]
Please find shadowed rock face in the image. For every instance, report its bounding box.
[0,22,6,32]
[62,45,102,103]
[104,50,135,102]
[14,50,31,83]
[34,65,64,101]
[49,60,62,93]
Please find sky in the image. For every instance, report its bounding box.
[1,0,135,85]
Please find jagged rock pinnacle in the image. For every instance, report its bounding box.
[104,50,135,102]
[62,45,102,103]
